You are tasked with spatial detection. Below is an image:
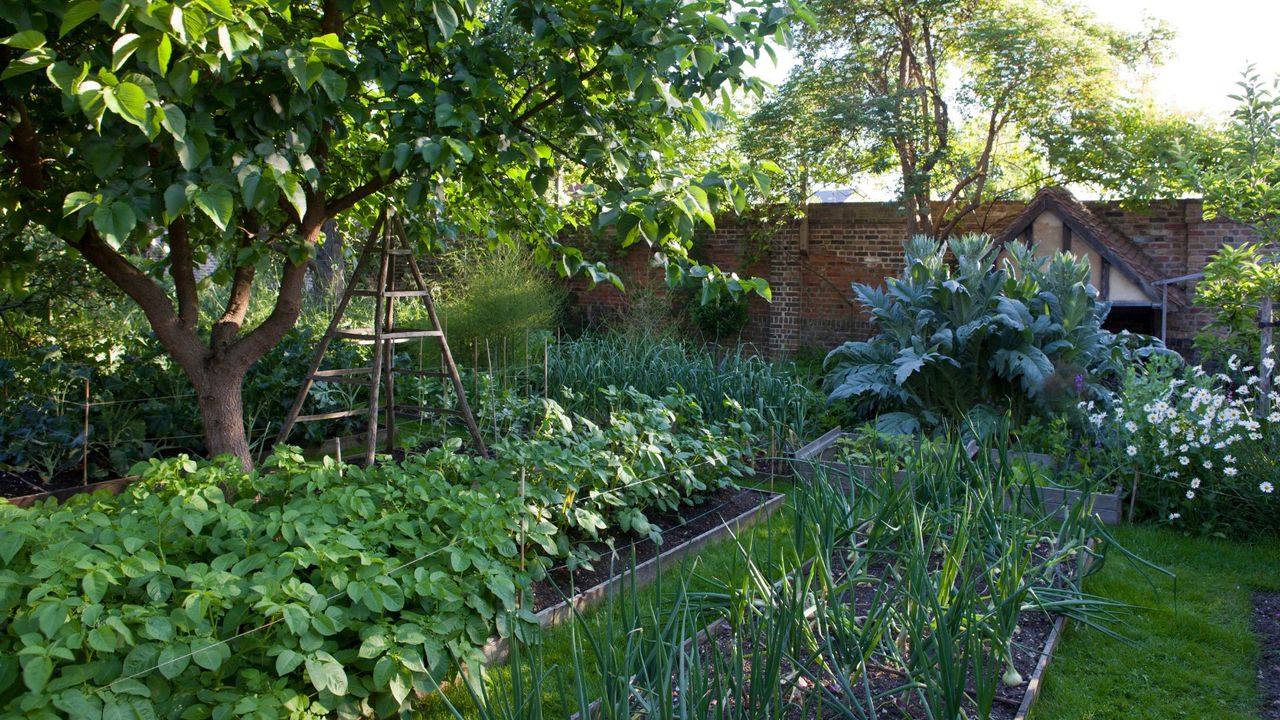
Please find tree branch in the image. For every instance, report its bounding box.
[328,171,400,217]
[211,230,257,350]
[66,227,204,370]
[513,59,607,125]
[227,194,327,368]
[168,217,200,331]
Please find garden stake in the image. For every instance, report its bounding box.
[544,337,549,398]
[485,338,495,437]
[1262,295,1275,418]
[1128,470,1139,523]
[82,376,89,486]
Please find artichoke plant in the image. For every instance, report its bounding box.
[823,234,1165,432]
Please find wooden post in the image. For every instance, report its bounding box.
[485,338,495,435]
[82,377,89,486]
[365,224,393,466]
[1128,470,1139,523]
[1261,296,1274,418]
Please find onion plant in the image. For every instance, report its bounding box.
[444,428,1162,720]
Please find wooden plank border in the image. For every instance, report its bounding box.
[4,475,141,509]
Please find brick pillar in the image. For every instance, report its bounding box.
[767,225,803,357]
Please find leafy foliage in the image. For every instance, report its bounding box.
[1188,67,1280,244]
[0,324,366,481]
[823,234,1163,431]
[0,387,754,717]
[742,0,1202,234]
[1191,242,1280,369]
[543,333,819,446]
[0,0,801,463]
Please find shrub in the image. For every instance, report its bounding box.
[1191,242,1280,370]
[823,234,1166,433]
[0,388,753,717]
[684,291,750,339]
[426,244,564,365]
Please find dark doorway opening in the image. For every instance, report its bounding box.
[1104,305,1159,337]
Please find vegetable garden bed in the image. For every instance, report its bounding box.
[546,473,1104,720]
[481,486,786,665]
[792,428,1124,525]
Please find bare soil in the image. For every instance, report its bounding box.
[1255,591,1280,720]
[530,486,774,612]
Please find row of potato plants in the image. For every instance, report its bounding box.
[454,436,1149,720]
[0,387,757,719]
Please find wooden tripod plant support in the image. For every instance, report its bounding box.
[276,207,488,465]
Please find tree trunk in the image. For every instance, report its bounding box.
[193,363,253,469]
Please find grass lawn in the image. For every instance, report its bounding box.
[1034,525,1280,720]
[415,477,803,719]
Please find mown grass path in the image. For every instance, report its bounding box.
[1035,525,1280,720]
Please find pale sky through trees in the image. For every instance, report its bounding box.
[753,0,1280,120]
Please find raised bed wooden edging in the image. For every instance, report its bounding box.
[1011,538,1100,720]
[791,430,1124,526]
[479,489,788,666]
[3,475,141,509]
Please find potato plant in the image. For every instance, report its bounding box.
[0,389,756,719]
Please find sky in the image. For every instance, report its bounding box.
[754,0,1280,121]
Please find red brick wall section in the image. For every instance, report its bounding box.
[566,199,1258,358]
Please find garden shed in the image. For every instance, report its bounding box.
[993,186,1188,337]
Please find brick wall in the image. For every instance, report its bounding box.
[567,199,1259,357]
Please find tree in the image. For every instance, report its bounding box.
[744,0,1199,236]
[1,0,797,467]
[1185,68,1280,405]
[1192,67,1280,243]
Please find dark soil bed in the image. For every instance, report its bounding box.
[0,472,42,498]
[1255,591,1280,720]
[530,486,773,612]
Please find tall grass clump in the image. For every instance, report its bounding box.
[544,334,819,448]
[420,244,564,362]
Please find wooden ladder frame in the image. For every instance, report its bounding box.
[276,206,487,464]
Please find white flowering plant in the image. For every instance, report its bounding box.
[1096,353,1280,535]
